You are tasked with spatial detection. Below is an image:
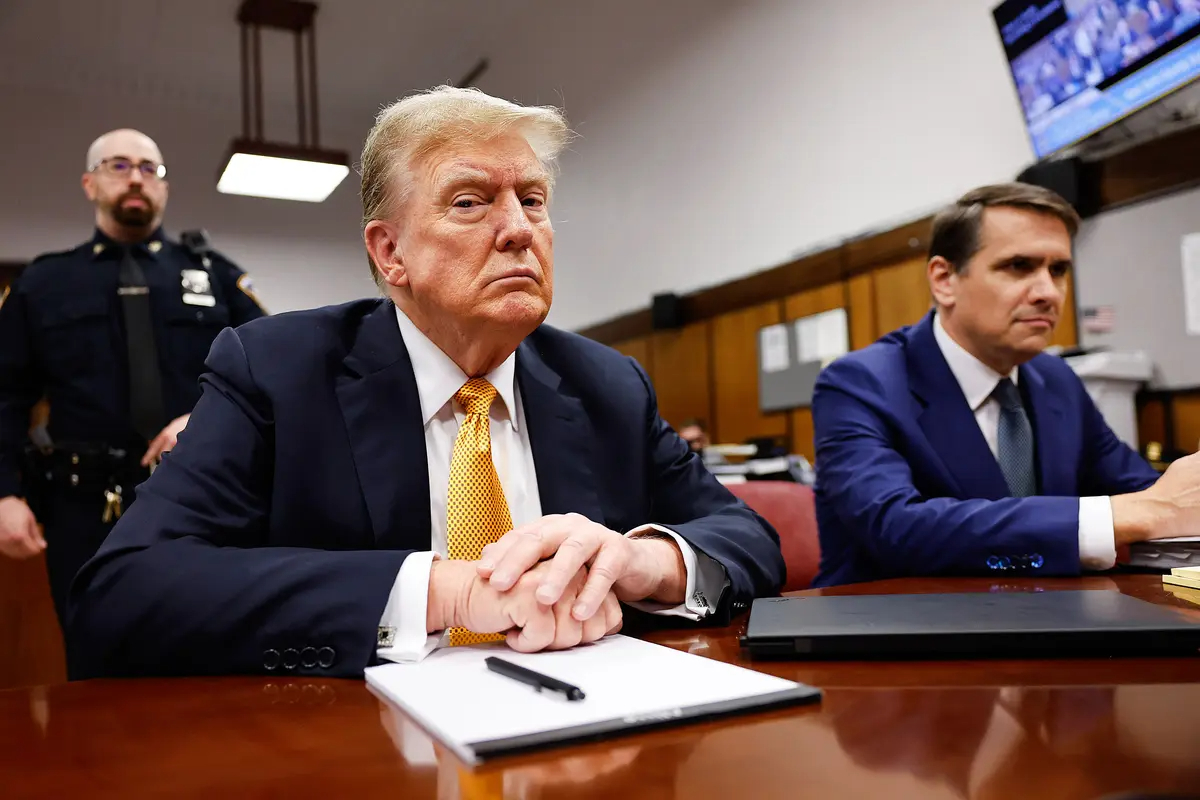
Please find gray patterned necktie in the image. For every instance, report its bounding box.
[993,377,1037,498]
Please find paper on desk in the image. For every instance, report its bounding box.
[365,634,816,764]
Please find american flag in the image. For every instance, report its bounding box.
[1081,306,1115,334]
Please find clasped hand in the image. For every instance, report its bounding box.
[430,513,686,653]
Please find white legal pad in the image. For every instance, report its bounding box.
[365,634,821,764]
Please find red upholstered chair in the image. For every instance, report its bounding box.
[726,481,821,592]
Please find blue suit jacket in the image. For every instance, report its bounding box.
[811,311,1158,587]
[68,299,783,678]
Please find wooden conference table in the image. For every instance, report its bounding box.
[3,575,1199,799]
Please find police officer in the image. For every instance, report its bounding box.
[0,128,266,630]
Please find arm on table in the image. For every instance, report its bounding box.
[68,327,407,679]
[812,364,1081,577]
[627,358,784,611]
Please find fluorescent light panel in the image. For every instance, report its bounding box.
[217,151,349,202]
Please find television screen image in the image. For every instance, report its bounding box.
[994,0,1200,158]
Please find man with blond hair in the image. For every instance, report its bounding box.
[69,87,784,678]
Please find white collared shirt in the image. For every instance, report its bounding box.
[377,306,725,663]
[932,313,1116,570]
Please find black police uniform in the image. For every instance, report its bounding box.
[0,227,266,627]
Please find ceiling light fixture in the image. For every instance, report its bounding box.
[217,0,349,203]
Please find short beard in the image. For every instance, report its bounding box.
[109,190,156,228]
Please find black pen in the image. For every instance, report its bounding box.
[484,656,586,701]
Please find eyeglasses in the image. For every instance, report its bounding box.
[89,157,168,181]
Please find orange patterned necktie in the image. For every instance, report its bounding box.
[446,378,512,646]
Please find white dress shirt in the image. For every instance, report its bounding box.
[932,314,1117,570]
[377,307,726,663]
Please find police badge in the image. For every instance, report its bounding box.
[181,268,216,307]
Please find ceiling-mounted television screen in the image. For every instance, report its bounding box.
[994,0,1200,159]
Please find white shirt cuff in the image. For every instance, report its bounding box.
[376,551,441,664]
[1078,497,1117,571]
[623,524,726,620]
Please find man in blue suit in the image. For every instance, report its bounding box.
[67,87,784,678]
[812,182,1200,587]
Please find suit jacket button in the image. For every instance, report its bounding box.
[317,647,336,669]
[263,649,280,670]
[986,556,1001,570]
[300,647,318,669]
[282,648,300,670]
[1030,554,1044,569]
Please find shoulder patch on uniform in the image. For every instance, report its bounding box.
[237,273,267,313]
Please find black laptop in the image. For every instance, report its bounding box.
[740,591,1200,659]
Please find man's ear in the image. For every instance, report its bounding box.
[364,220,408,287]
[928,256,958,310]
[81,172,97,202]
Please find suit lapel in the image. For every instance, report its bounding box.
[335,300,432,550]
[907,313,1012,500]
[1019,360,1069,495]
[516,338,605,522]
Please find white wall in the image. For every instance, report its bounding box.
[547,0,1037,330]
[0,0,1037,328]
[0,83,378,313]
[0,0,741,319]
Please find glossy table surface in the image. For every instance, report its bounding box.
[3,575,1199,799]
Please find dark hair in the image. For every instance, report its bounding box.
[928,182,1081,274]
[679,418,708,431]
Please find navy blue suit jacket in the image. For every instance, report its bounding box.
[68,299,783,678]
[811,311,1158,587]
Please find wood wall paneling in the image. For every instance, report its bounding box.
[1137,394,1167,455]
[682,249,843,323]
[711,302,788,446]
[846,272,877,350]
[1051,285,1079,349]
[574,308,654,346]
[1096,124,1200,208]
[611,337,654,381]
[871,255,932,337]
[783,284,845,461]
[782,283,844,322]
[844,218,931,272]
[648,322,712,432]
[1171,394,1200,454]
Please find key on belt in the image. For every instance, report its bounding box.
[102,485,123,523]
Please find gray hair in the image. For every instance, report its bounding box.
[360,85,571,285]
